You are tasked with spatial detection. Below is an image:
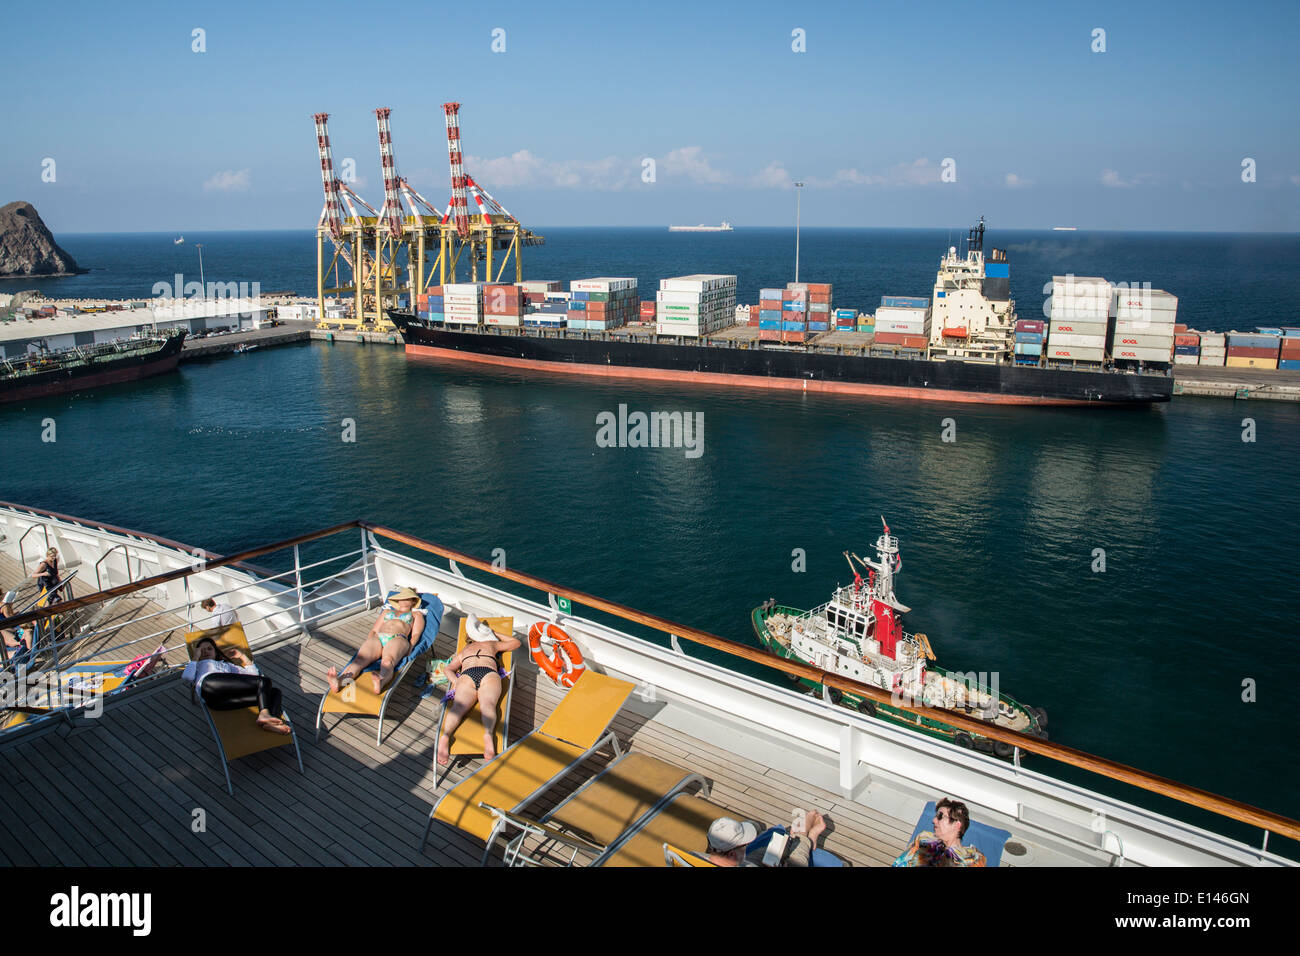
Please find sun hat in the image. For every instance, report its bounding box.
[390,587,420,603]
[707,817,759,853]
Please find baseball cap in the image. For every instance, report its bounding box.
[707,817,759,853]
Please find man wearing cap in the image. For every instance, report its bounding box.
[706,812,828,867]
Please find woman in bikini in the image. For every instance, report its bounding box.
[436,614,521,766]
[326,587,425,695]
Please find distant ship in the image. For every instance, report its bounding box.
[174,236,185,244]
[668,221,733,232]
[1052,227,1077,232]
[0,330,186,403]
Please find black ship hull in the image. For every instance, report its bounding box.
[0,332,186,404]
[387,313,1171,406]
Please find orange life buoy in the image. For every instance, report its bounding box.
[527,621,586,688]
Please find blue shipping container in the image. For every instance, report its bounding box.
[1174,345,1200,355]
[759,309,782,321]
[1014,343,1042,356]
[568,300,587,311]
[758,320,781,330]
[782,321,806,331]
[808,321,829,332]
[882,296,930,309]
[571,291,590,301]
[1227,333,1277,348]
[1281,359,1300,370]
[759,288,784,299]
[1015,332,1043,344]
[1256,327,1283,335]
[835,309,856,319]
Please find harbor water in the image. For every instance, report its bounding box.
[3,227,1298,844]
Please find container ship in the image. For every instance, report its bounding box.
[668,221,733,232]
[0,329,186,403]
[387,221,1173,406]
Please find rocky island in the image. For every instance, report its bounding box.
[0,201,84,278]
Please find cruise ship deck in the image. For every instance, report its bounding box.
[0,502,1295,869]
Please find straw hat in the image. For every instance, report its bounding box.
[390,587,420,603]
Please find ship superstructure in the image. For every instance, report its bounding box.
[927,217,1018,362]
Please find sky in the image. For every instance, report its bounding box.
[3,0,1298,233]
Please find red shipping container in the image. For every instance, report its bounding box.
[808,294,832,306]
[1280,339,1300,355]
[1174,323,1187,332]
[1174,334,1200,346]
[806,283,832,295]
[786,289,807,301]
[783,331,806,343]
[1227,346,1280,358]
[1015,320,1045,332]
[758,329,782,341]
[872,332,929,348]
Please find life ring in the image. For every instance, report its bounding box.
[527,622,586,688]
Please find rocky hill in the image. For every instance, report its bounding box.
[0,201,83,277]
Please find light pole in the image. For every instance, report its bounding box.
[794,182,804,282]
[195,244,206,297]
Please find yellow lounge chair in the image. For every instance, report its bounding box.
[596,791,732,867]
[315,591,444,747]
[433,615,516,787]
[422,669,635,864]
[478,751,712,867]
[185,624,303,796]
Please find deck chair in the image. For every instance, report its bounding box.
[594,791,732,867]
[482,751,711,867]
[422,669,635,864]
[664,843,716,867]
[433,615,516,786]
[899,800,1012,867]
[185,624,303,796]
[315,591,444,746]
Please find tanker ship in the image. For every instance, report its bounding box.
[0,328,186,403]
[387,223,1173,407]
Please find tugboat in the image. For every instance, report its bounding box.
[752,520,1048,757]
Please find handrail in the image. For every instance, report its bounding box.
[3,511,1298,845]
[16,522,50,575]
[362,522,1300,845]
[0,500,276,579]
[94,543,133,593]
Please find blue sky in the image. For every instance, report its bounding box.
[4,0,1298,232]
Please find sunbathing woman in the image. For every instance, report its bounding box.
[436,614,521,766]
[326,587,426,696]
[184,637,290,735]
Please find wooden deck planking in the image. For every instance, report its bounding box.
[0,605,912,866]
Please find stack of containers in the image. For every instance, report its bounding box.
[416,286,445,322]
[1225,332,1280,369]
[805,283,834,333]
[638,301,657,324]
[518,280,561,307]
[757,287,784,341]
[873,297,930,354]
[781,284,808,342]
[1046,276,1108,364]
[1111,287,1177,364]
[1281,331,1300,370]
[857,312,875,334]
[1013,319,1045,365]
[734,305,753,326]
[525,290,568,329]
[1197,332,1226,365]
[484,283,525,327]
[443,283,484,326]
[1172,330,1201,365]
[655,275,736,337]
[834,308,857,330]
[570,278,638,330]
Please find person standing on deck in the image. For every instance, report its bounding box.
[32,548,62,601]
[200,597,237,629]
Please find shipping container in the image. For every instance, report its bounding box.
[1174,333,1200,347]
[1173,354,1200,365]
[1112,333,1176,350]
[1014,342,1042,356]
[1014,332,1043,344]
[1198,353,1225,366]
[758,319,781,331]
[1014,319,1045,333]
[881,296,929,309]
[1046,332,1106,348]
[1226,333,1278,350]
[1047,345,1107,362]
[1048,320,1108,337]
[782,321,806,331]
[1225,355,1278,369]
[1279,359,1300,370]
[782,300,806,312]
[1226,346,1281,358]
[1111,347,1173,363]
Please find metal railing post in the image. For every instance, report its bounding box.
[361,528,372,606]
[294,544,306,625]
[184,575,192,629]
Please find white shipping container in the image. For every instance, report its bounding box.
[1173,354,1200,365]
[1200,346,1227,356]
[1114,289,1178,309]
[875,306,929,322]
[1114,321,1176,336]
[1046,345,1107,362]
[1199,334,1226,346]
[1112,333,1175,349]
[875,319,928,334]
[1111,346,1173,362]
[1115,306,1178,323]
[443,283,485,294]
[1048,319,1109,336]
[1047,332,1108,348]
[484,315,521,327]
[1198,353,1226,365]
[444,315,481,324]
[571,277,636,293]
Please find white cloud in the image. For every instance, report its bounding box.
[830,168,884,186]
[203,169,251,192]
[751,162,793,189]
[1004,172,1031,188]
[463,150,634,191]
[812,158,938,188]
[1100,169,1126,187]
[659,146,729,185]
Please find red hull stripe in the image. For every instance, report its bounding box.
[2,356,181,403]
[404,344,1112,406]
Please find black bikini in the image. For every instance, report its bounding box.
[460,646,499,690]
